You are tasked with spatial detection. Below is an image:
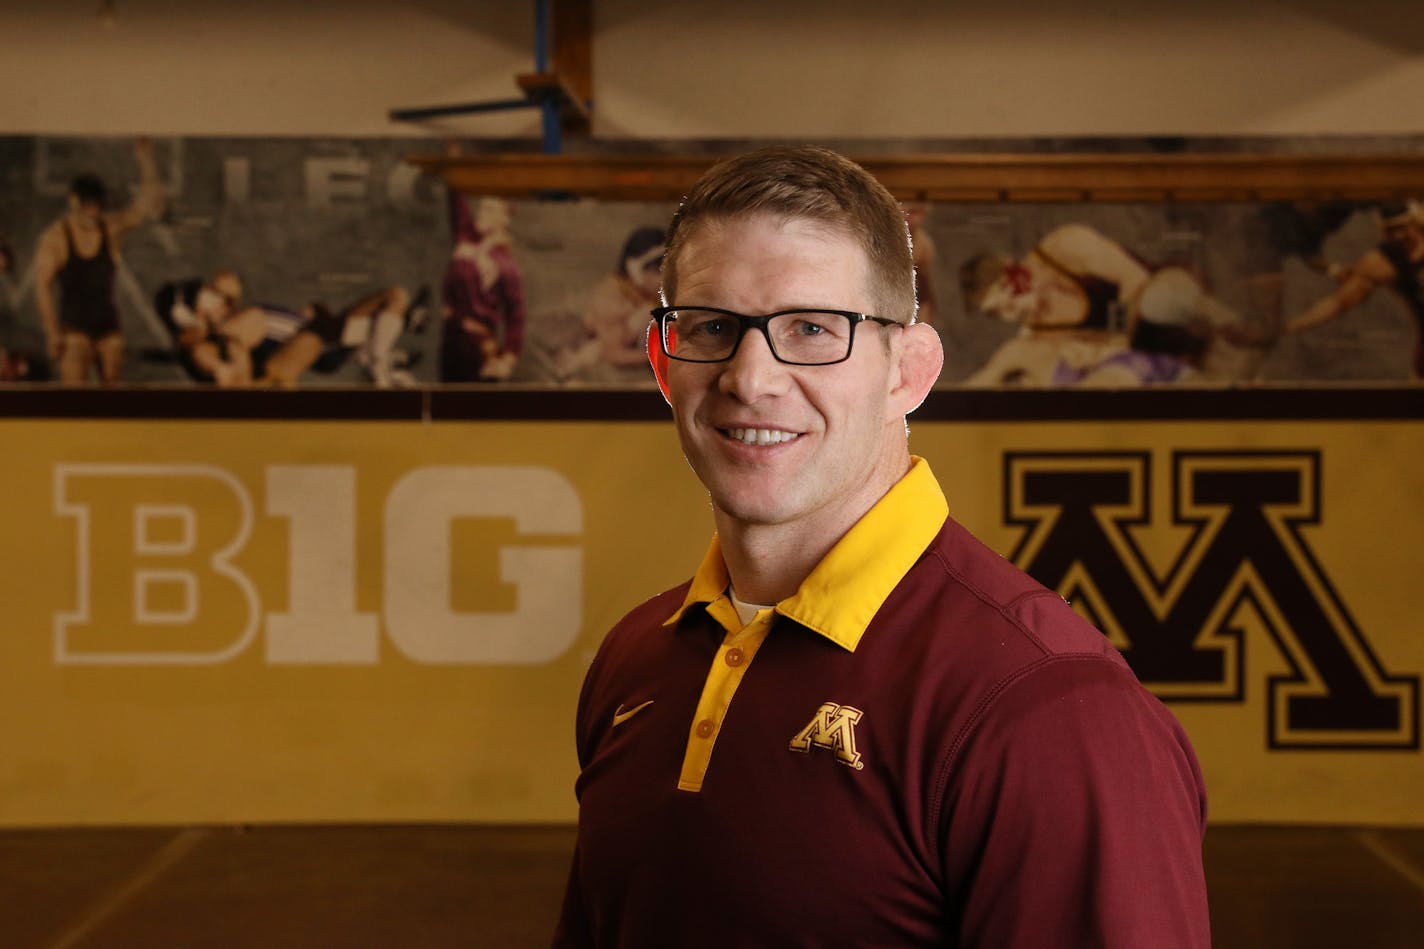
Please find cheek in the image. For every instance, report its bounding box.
[664,366,706,416]
[670,395,711,462]
[810,374,881,433]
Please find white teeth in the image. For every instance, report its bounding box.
[726,427,799,446]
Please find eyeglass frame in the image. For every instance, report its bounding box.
[649,305,901,366]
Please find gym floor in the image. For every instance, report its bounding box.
[2,824,1421,948]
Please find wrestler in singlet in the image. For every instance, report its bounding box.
[1378,241,1424,378]
[58,219,121,340]
[1030,245,1122,330]
[983,240,1198,386]
[1034,242,1207,364]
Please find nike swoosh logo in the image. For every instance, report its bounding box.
[612,700,655,727]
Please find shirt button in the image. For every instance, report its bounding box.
[725,647,745,667]
[695,719,715,739]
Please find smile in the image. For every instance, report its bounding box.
[722,427,801,447]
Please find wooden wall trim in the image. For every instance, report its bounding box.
[4,385,1422,422]
[408,151,1424,202]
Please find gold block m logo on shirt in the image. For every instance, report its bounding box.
[789,702,865,770]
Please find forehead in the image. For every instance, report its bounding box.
[675,214,871,308]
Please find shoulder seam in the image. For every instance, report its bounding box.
[928,546,1061,654]
[927,651,1128,833]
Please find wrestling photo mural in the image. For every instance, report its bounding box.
[1,135,1419,388]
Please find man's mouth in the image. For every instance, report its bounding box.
[722,427,801,447]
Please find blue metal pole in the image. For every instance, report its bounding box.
[541,101,562,154]
[535,0,561,153]
[535,0,550,72]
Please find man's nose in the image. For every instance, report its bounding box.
[718,324,789,401]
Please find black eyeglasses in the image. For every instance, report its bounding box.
[651,306,899,366]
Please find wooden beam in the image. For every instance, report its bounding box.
[551,0,592,137]
[407,151,1424,202]
[515,72,591,124]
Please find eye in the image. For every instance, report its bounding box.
[793,319,825,337]
[688,317,728,338]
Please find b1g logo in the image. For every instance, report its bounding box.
[53,464,583,667]
[1005,450,1419,750]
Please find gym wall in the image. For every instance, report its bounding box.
[1,389,1421,826]
[0,1,1421,138]
[1,2,1421,829]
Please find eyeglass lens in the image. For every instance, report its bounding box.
[663,310,857,365]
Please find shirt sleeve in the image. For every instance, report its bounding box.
[939,655,1210,948]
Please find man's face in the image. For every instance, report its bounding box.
[980,266,1040,326]
[665,214,906,532]
[475,197,511,237]
[212,272,243,306]
[69,196,103,223]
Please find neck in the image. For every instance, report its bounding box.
[715,517,828,606]
[713,450,912,604]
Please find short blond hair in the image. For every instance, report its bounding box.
[662,146,917,322]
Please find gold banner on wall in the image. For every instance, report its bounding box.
[1,416,1419,825]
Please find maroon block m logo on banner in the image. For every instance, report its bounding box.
[1005,451,1418,750]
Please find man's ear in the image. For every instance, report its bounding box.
[890,322,944,415]
[647,321,672,405]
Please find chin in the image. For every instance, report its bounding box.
[710,484,804,527]
[717,505,791,528]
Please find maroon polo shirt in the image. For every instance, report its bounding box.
[555,460,1209,947]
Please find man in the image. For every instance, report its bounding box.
[153,274,423,387]
[959,223,1237,386]
[1240,200,1360,327]
[441,188,525,382]
[551,226,667,383]
[0,236,47,380]
[256,285,422,388]
[33,138,164,383]
[153,270,248,385]
[554,146,1210,947]
[1284,200,1424,377]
